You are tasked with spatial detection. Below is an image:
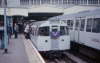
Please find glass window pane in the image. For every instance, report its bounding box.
[63,0,68,4]
[80,19,85,31]
[99,0,100,4]
[74,0,80,5]
[33,0,37,5]
[60,26,65,35]
[38,27,49,36]
[67,20,73,30]
[20,0,29,5]
[75,20,79,30]
[59,0,63,4]
[41,0,50,4]
[67,0,74,4]
[86,18,93,32]
[0,0,2,6]
[92,18,100,33]
[47,0,50,4]
[66,26,69,35]
[80,0,87,4]
[30,0,33,4]
[88,0,98,4]
[60,26,69,35]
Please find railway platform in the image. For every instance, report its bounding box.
[0,34,45,63]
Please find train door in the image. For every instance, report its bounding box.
[74,18,81,43]
[50,26,60,50]
[67,19,74,41]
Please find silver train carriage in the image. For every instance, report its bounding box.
[59,8,100,52]
[30,20,70,52]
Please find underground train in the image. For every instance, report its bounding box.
[57,9,100,59]
[66,16,100,50]
[30,20,70,52]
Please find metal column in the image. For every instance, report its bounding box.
[3,0,8,53]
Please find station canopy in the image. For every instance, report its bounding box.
[8,8,28,16]
[0,5,100,21]
[0,8,28,16]
[0,8,9,15]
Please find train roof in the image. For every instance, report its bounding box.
[60,7,100,19]
[40,21,67,27]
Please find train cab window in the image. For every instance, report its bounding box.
[38,27,49,36]
[67,20,73,30]
[86,18,93,32]
[80,19,85,31]
[92,18,100,33]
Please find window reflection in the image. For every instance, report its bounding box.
[86,18,93,32]
[60,26,69,35]
[67,20,73,30]
[75,20,79,30]
[92,18,100,33]
[80,19,85,31]
[38,27,49,36]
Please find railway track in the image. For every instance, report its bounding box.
[40,50,97,63]
[39,49,98,63]
[40,51,77,63]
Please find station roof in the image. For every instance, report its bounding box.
[8,8,28,16]
[0,6,100,21]
[0,8,28,16]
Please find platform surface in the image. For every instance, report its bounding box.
[0,34,45,63]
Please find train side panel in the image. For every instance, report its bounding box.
[37,36,51,51]
[59,35,70,50]
[79,32,100,50]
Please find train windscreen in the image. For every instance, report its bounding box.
[38,26,49,36]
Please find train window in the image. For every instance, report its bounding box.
[20,0,29,5]
[80,19,85,31]
[75,20,79,30]
[38,27,49,36]
[60,26,69,35]
[60,26,65,35]
[92,18,100,33]
[86,18,93,32]
[66,26,69,35]
[0,0,2,6]
[67,20,73,30]
[88,0,98,4]
[31,28,34,35]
